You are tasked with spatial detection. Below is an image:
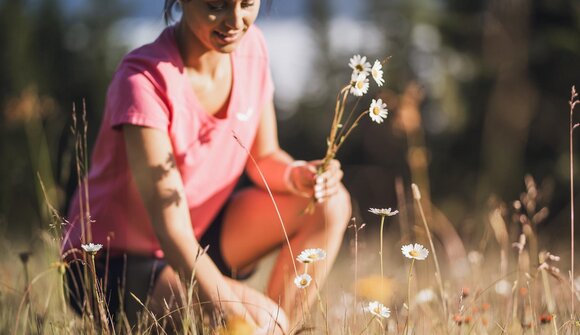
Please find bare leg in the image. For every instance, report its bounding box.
[221,185,351,325]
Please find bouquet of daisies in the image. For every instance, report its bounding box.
[306,54,388,212]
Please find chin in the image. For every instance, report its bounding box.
[213,41,242,54]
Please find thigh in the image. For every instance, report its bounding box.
[219,187,318,270]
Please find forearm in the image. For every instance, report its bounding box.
[246,148,294,192]
[157,227,244,311]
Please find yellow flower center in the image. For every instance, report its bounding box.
[300,279,308,285]
[356,64,363,72]
[372,69,378,77]
[308,254,316,259]
[357,81,364,89]
[409,250,419,257]
[373,106,381,115]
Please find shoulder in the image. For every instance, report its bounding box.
[235,25,269,60]
[113,26,181,88]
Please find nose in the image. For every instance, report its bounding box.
[224,5,244,31]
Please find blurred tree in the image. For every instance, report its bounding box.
[0,0,127,241]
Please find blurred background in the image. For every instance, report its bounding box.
[1,0,579,252]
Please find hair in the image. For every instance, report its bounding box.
[163,0,273,25]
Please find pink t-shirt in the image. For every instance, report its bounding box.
[64,25,273,257]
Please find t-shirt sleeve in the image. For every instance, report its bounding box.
[254,27,275,109]
[106,67,170,131]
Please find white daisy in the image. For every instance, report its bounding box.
[294,273,312,289]
[364,301,391,319]
[297,248,327,264]
[368,98,388,123]
[350,73,369,97]
[415,288,436,304]
[81,243,103,255]
[494,279,512,297]
[371,60,385,87]
[467,250,484,265]
[348,54,371,76]
[401,243,429,260]
[368,207,399,217]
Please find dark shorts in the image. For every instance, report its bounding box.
[66,200,245,324]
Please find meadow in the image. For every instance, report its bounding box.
[0,52,579,334]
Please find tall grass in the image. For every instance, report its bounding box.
[2,85,580,334]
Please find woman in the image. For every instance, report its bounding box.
[64,0,351,332]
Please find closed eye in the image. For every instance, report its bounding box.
[206,0,226,11]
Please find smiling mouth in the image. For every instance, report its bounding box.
[214,30,243,43]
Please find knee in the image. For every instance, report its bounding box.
[321,183,352,233]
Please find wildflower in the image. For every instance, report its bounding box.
[19,251,31,264]
[401,243,429,260]
[356,276,396,303]
[368,207,398,217]
[540,313,553,324]
[494,279,512,296]
[415,288,436,304]
[350,73,369,97]
[467,250,483,265]
[365,301,391,319]
[367,99,388,124]
[461,287,470,298]
[51,261,67,275]
[297,248,327,264]
[348,54,371,76]
[371,60,384,86]
[294,273,312,289]
[216,316,255,335]
[81,243,103,255]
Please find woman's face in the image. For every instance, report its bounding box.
[181,0,260,54]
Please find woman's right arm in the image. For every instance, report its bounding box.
[122,124,252,322]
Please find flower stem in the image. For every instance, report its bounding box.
[413,186,448,320]
[380,215,385,280]
[405,259,415,335]
[358,315,377,335]
[570,85,578,319]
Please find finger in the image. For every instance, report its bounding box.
[316,183,341,202]
[316,168,344,186]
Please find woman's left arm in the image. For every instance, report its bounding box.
[245,100,344,202]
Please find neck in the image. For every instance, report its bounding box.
[175,21,227,75]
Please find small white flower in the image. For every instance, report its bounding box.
[297,248,327,264]
[368,98,388,123]
[371,60,384,87]
[401,243,429,260]
[364,301,391,319]
[349,54,371,76]
[368,207,399,217]
[494,279,512,296]
[294,273,312,289]
[350,73,370,97]
[467,250,484,265]
[415,288,436,304]
[81,243,103,254]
